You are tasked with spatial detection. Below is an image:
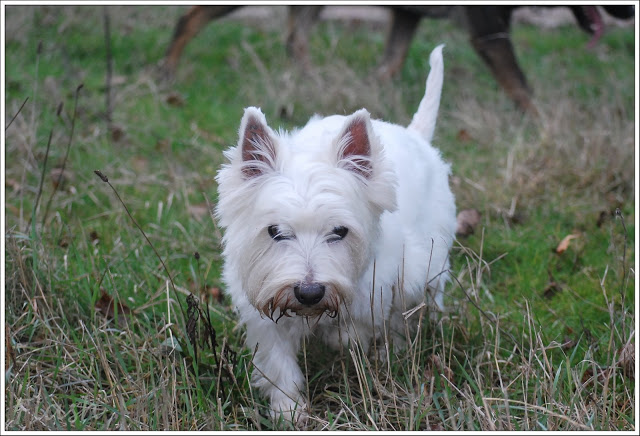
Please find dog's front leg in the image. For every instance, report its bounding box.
[245,316,308,423]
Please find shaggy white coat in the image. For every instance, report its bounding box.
[216,45,456,422]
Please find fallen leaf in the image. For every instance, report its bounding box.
[456,129,472,142]
[208,286,223,303]
[5,323,15,372]
[110,124,125,142]
[555,233,580,254]
[95,289,132,320]
[456,208,481,237]
[155,138,170,151]
[596,210,611,228]
[542,281,563,299]
[50,167,72,190]
[581,368,596,385]
[561,336,577,351]
[166,92,185,107]
[89,230,99,244]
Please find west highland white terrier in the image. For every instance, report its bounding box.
[215,45,456,422]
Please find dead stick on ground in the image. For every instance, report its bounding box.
[41,84,82,228]
[27,102,64,234]
[93,170,187,318]
[5,97,29,131]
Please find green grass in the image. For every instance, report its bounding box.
[4,5,636,431]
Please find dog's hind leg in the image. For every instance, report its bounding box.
[465,6,538,115]
[162,5,239,78]
[376,8,422,80]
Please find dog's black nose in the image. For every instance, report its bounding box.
[294,283,325,306]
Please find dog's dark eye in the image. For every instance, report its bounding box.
[268,225,292,241]
[328,226,348,243]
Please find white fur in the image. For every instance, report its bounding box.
[215,44,456,422]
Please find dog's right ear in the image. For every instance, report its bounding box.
[238,107,277,178]
[335,109,374,179]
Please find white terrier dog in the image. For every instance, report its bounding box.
[216,45,456,422]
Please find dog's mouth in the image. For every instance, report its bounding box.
[259,286,341,323]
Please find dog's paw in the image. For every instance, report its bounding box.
[269,395,309,427]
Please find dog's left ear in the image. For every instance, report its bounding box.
[238,107,277,178]
[335,109,374,179]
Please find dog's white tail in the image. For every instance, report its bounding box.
[408,44,445,143]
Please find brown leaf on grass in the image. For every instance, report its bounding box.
[50,167,72,190]
[110,124,125,142]
[95,289,132,320]
[5,323,16,371]
[596,210,612,228]
[166,92,185,107]
[155,138,170,151]
[542,281,563,299]
[456,208,481,237]
[208,286,223,303]
[456,128,472,142]
[89,230,99,245]
[555,233,580,254]
[581,368,597,385]
[561,336,577,351]
[189,278,224,304]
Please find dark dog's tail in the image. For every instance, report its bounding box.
[408,44,445,143]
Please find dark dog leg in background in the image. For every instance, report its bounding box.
[162,5,239,78]
[376,8,422,80]
[377,6,453,80]
[286,5,323,70]
[465,6,538,115]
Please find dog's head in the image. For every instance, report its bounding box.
[216,107,397,321]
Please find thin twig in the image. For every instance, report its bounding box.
[5,97,29,131]
[41,84,83,228]
[93,170,186,318]
[26,130,53,234]
[26,103,63,234]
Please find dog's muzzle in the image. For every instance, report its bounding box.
[293,282,325,306]
[260,282,341,322]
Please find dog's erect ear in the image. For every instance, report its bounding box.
[239,107,276,178]
[336,109,373,179]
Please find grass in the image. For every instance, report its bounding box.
[3,5,636,431]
